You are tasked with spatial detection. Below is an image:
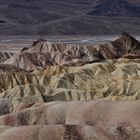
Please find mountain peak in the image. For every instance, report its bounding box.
[111,32,140,55]
[119,32,140,45]
[88,0,140,17]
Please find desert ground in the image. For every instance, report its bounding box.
[0,33,140,139]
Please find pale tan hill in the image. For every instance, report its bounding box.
[0,59,140,105]
[0,125,140,140]
[0,100,140,127]
[0,99,140,139]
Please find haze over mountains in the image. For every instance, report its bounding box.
[0,0,140,35]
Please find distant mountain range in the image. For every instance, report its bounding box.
[0,0,140,35]
[88,0,140,17]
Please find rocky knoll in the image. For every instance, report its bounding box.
[0,33,140,139]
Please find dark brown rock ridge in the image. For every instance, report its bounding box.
[3,33,140,71]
